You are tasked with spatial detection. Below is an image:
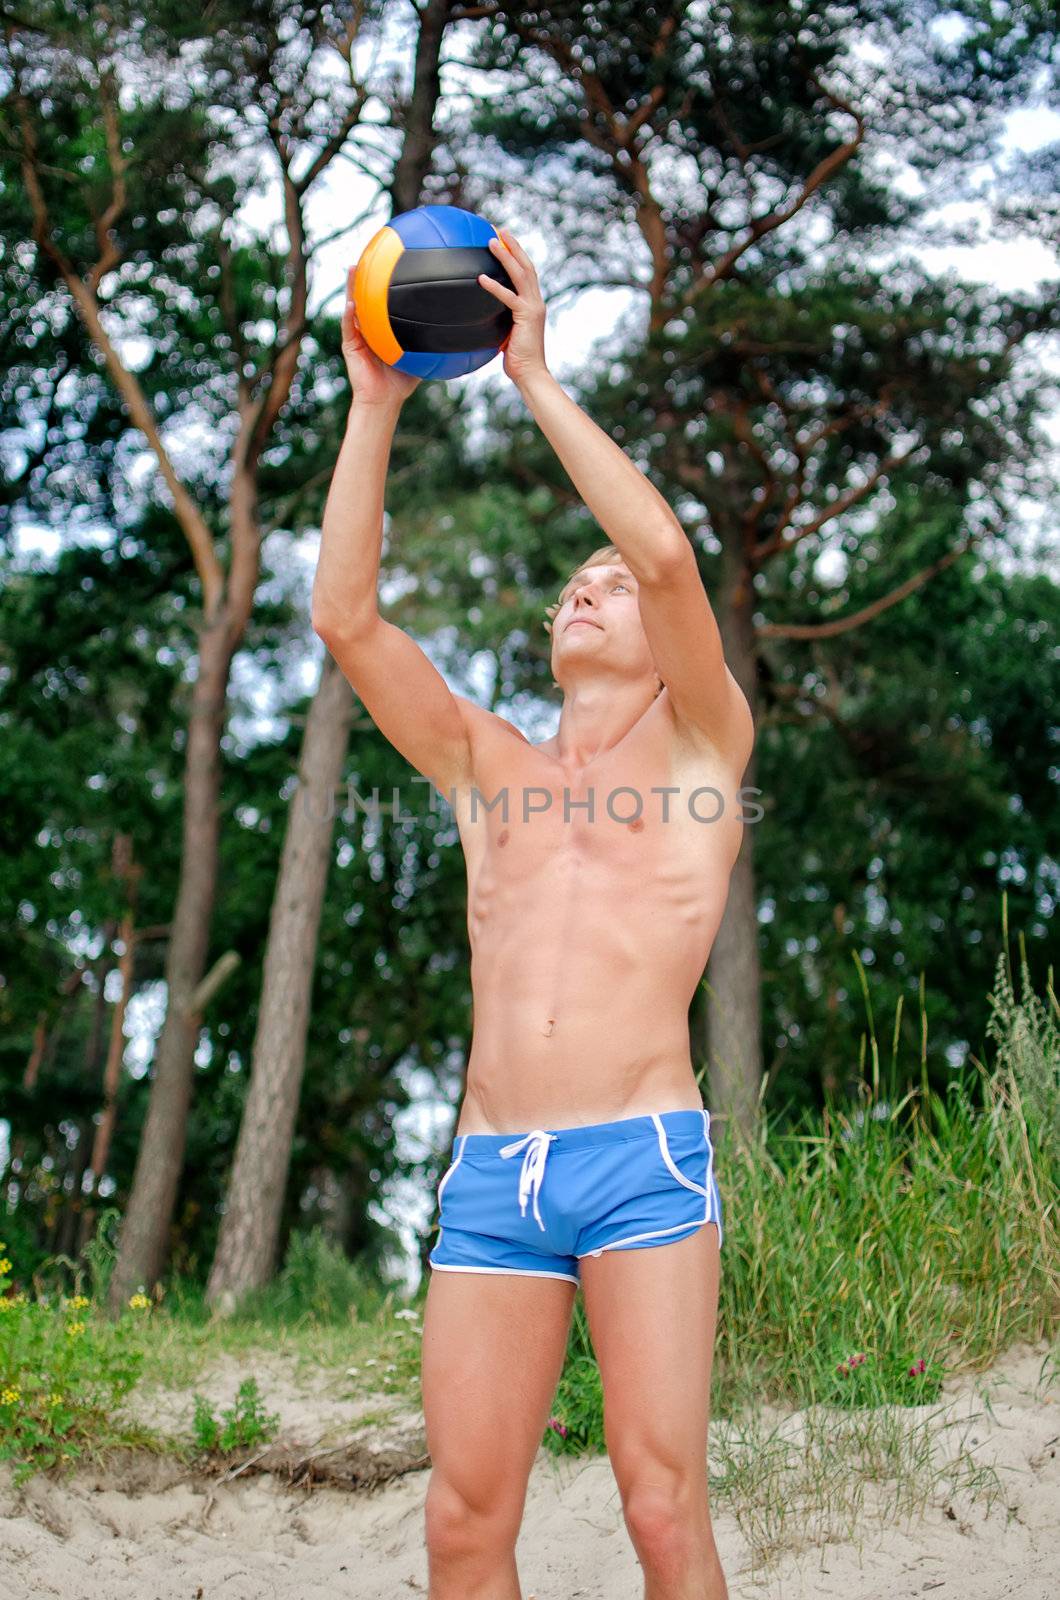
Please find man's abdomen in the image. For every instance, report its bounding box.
[460,889,722,1134]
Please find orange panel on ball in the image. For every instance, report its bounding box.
[352,225,405,365]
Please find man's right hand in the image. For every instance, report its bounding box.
[342,264,422,407]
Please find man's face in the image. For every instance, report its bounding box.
[551,564,659,691]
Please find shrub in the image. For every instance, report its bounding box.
[190,1376,280,1455]
[271,1225,380,1324]
[0,1234,155,1486]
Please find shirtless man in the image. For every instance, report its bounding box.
[312,231,754,1600]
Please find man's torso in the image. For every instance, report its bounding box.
[442,690,749,1135]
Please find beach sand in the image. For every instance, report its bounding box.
[1,1340,1056,1599]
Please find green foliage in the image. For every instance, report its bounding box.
[707,934,1060,1416]
[189,1377,280,1456]
[0,1238,155,1486]
[272,1225,383,1325]
[79,1207,123,1302]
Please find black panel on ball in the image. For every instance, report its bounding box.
[388,246,514,352]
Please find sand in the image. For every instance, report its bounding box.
[0,1340,1057,1599]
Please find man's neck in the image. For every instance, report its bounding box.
[547,681,657,766]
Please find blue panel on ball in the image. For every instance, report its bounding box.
[390,205,497,250]
[394,347,501,379]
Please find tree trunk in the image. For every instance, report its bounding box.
[107,614,235,1311]
[704,532,764,1148]
[205,652,353,1312]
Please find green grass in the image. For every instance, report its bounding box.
[2,903,1058,1569]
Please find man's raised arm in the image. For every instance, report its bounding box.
[311,395,405,638]
[477,231,751,759]
[514,365,689,580]
[311,293,473,796]
[476,229,688,582]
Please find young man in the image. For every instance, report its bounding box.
[312,233,754,1600]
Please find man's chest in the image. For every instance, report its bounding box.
[452,721,744,881]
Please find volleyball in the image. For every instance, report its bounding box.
[352,204,516,381]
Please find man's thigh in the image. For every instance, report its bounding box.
[421,1267,577,1513]
[579,1222,721,1495]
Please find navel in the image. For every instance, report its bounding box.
[627,818,645,833]
[497,828,510,847]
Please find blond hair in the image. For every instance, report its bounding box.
[544,543,663,697]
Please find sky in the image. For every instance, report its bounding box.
[5,10,1059,1296]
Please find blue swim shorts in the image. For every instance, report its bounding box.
[428,1107,722,1286]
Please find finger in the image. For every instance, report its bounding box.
[478,272,517,305]
[488,234,525,278]
[497,229,535,273]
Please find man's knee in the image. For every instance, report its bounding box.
[621,1472,711,1563]
[425,1473,522,1559]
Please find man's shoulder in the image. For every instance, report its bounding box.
[452,694,532,747]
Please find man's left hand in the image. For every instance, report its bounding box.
[478,229,549,387]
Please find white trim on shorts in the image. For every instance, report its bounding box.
[428,1261,579,1286]
[430,1109,722,1274]
[576,1107,722,1257]
[436,1133,468,1205]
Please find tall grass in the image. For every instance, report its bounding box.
[722,910,1057,1405]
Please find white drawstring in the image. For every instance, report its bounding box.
[498,1129,557,1231]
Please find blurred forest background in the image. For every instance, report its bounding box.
[0,1,1056,1314]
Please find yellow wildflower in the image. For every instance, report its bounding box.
[67,1294,90,1311]
[0,1258,11,1276]
[65,1320,85,1337]
[1,1386,20,1405]
[128,1292,151,1311]
[49,1393,63,1407]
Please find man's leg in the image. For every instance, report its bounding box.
[579,1222,726,1600]
[421,1267,577,1600]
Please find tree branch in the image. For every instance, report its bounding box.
[681,75,865,308]
[13,90,225,618]
[296,89,369,195]
[85,63,127,295]
[754,447,916,563]
[756,533,975,640]
[244,129,309,467]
